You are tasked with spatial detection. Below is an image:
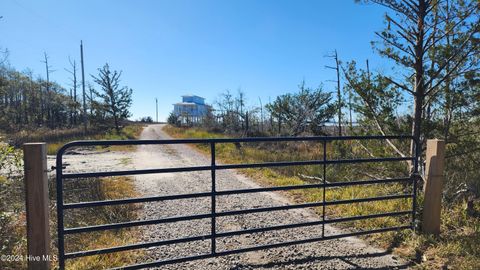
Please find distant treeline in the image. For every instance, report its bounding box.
[0,60,132,134]
[0,64,75,131]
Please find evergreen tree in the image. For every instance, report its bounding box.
[91,64,133,133]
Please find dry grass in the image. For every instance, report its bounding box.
[0,125,147,270]
[46,124,145,155]
[164,125,480,270]
[62,177,144,270]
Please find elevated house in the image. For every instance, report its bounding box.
[173,95,210,123]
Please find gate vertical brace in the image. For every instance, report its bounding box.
[210,142,217,254]
[56,154,65,270]
[322,140,327,238]
[411,138,420,231]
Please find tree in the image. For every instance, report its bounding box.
[266,81,336,136]
[326,49,343,135]
[65,57,79,126]
[139,116,153,123]
[0,47,8,65]
[343,60,408,157]
[357,0,480,200]
[91,64,133,133]
[41,52,55,128]
[359,0,479,158]
[167,112,180,126]
[215,90,244,133]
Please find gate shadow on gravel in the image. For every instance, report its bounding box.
[231,250,413,270]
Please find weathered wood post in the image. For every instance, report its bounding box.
[23,143,50,270]
[422,139,445,235]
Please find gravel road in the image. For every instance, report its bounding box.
[130,124,410,270]
[47,124,410,269]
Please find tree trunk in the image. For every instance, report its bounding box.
[113,112,120,134]
[411,0,427,169]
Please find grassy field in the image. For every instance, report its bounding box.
[164,125,480,270]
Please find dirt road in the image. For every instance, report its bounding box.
[130,124,409,270]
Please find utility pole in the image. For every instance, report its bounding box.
[326,49,342,136]
[80,41,87,134]
[156,98,158,123]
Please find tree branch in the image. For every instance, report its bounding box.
[424,26,478,93]
[342,66,407,157]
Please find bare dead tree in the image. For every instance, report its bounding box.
[326,49,343,136]
[65,57,79,125]
[41,52,55,127]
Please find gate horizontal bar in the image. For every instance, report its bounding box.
[217,225,411,257]
[61,157,413,179]
[110,225,411,270]
[62,165,212,179]
[325,193,412,206]
[216,157,413,171]
[64,234,212,259]
[64,210,411,259]
[63,191,212,209]
[63,177,412,209]
[217,194,412,217]
[64,194,412,235]
[57,135,415,153]
[217,210,411,238]
[64,213,212,234]
[216,177,412,196]
[57,135,419,270]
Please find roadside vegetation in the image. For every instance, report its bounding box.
[43,124,144,155]
[0,144,24,270]
[164,1,479,268]
[164,125,480,269]
[61,176,143,270]
[1,0,478,269]
[0,45,144,268]
[1,138,144,270]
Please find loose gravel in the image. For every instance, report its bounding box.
[130,125,410,270]
[50,124,410,269]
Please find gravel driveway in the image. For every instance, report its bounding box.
[130,124,410,270]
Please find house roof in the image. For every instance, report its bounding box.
[174,102,198,106]
[182,94,205,99]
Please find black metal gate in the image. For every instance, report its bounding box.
[56,135,419,270]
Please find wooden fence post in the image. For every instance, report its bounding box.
[422,139,445,235]
[23,143,50,270]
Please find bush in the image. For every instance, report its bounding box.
[0,144,26,270]
[167,112,180,126]
[139,116,153,123]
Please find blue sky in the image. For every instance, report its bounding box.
[1,0,392,121]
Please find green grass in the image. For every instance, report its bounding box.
[164,125,480,270]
